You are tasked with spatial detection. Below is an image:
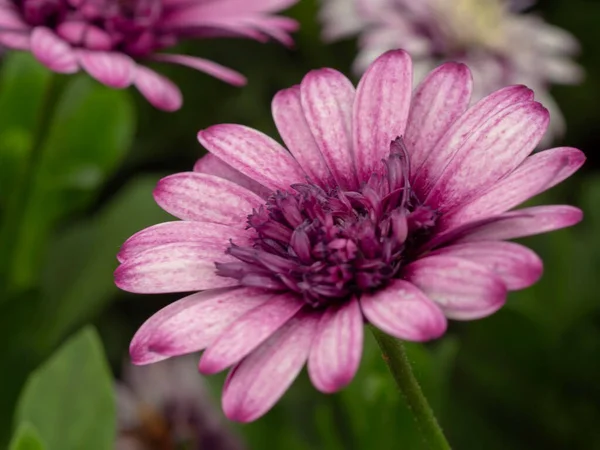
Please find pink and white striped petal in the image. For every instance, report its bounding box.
[307,297,363,393]
[425,101,549,213]
[300,68,358,190]
[194,153,271,198]
[199,293,304,374]
[403,255,507,320]
[440,147,586,230]
[352,50,412,182]
[153,172,263,225]
[272,85,334,187]
[78,50,135,88]
[114,242,238,294]
[117,221,251,263]
[129,287,274,364]
[455,205,583,243]
[153,53,246,86]
[360,279,447,341]
[134,65,182,112]
[405,62,473,176]
[198,124,306,192]
[31,27,78,73]
[413,85,534,197]
[222,311,319,422]
[430,242,543,290]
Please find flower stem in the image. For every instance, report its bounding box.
[370,326,451,450]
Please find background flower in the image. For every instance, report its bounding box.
[0,0,299,110]
[319,0,583,141]
[115,50,583,422]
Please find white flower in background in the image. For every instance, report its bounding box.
[116,355,245,450]
[319,0,583,142]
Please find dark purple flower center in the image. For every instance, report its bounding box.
[216,137,439,309]
[13,0,175,56]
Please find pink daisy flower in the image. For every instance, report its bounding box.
[0,0,299,111]
[115,50,584,422]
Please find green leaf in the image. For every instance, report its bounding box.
[0,53,52,206]
[16,326,115,450]
[9,423,46,450]
[36,175,170,351]
[4,74,135,293]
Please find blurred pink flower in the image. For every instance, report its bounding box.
[319,0,583,141]
[116,355,245,450]
[0,0,299,111]
[115,50,584,422]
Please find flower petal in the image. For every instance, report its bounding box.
[199,293,304,374]
[430,242,543,290]
[198,124,306,192]
[413,85,534,197]
[153,172,263,225]
[129,287,274,364]
[117,221,250,263]
[0,31,30,50]
[403,255,507,320]
[360,279,447,341]
[193,153,271,198]
[440,147,585,230]
[272,85,334,187]
[114,242,238,294]
[78,50,135,88]
[405,62,473,176]
[300,68,357,189]
[153,53,246,86]
[352,49,412,182]
[307,297,363,393]
[222,310,319,422]
[133,65,182,111]
[30,27,78,73]
[425,101,549,213]
[455,205,583,243]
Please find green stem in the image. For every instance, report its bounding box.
[371,326,451,450]
[0,73,62,297]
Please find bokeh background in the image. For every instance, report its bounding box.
[1,0,599,448]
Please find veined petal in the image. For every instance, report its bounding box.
[353,50,412,182]
[272,85,334,187]
[31,27,78,73]
[455,205,583,243]
[198,124,306,192]
[222,310,319,422]
[153,172,263,225]
[153,53,246,86]
[129,287,274,364]
[360,279,447,341]
[440,147,585,230]
[307,297,363,393]
[431,242,543,290]
[114,242,238,293]
[78,50,135,88]
[300,68,358,190]
[404,255,507,320]
[193,153,271,198]
[405,62,473,176]
[133,65,182,112]
[425,101,549,213]
[413,85,534,197]
[117,221,251,263]
[199,293,304,374]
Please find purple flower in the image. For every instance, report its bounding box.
[319,0,583,141]
[0,0,299,111]
[116,355,245,450]
[115,50,584,422]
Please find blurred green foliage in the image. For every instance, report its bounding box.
[0,0,599,448]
